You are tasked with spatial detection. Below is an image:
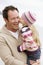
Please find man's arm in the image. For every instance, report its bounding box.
[0,36,26,65]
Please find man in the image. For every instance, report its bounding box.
[0,5,41,65]
[18,11,41,65]
[0,6,27,65]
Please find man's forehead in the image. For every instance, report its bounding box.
[8,10,19,18]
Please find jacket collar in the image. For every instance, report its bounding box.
[0,25,19,37]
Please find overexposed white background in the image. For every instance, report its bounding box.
[0,0,43,65]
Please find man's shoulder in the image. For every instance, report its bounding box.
[0,25,12,36]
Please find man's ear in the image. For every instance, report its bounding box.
[4,18,8,23]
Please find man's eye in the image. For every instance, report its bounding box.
[17,16,19,19]
[11,18,16,20]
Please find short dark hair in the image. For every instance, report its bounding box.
[2,5,19,20]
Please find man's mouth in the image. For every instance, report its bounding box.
[13,23,19,25]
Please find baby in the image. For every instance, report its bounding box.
[18,26,38,51]
[18,11,41,65]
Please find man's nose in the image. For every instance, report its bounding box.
[15,18,19,22]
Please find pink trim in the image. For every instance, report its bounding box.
[28,11,36,21]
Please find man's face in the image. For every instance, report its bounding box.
[5,10,19,31]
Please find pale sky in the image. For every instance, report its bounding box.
[0,0,43,65]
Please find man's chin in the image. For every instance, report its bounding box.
[13,27,19,30]
[12,25,19,30]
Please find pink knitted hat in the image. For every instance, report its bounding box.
[21,11,36,26]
